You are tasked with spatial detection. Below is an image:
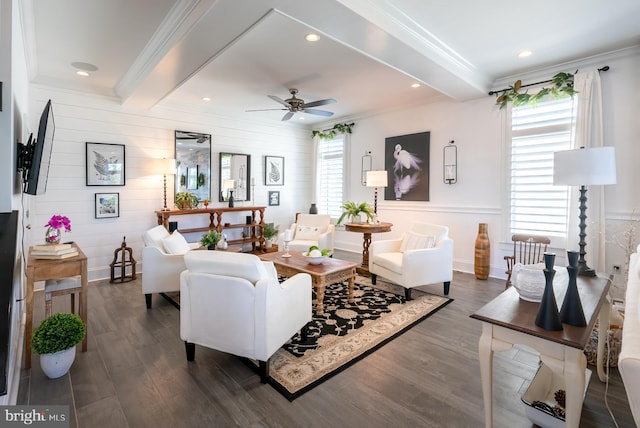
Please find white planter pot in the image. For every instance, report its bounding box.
[265,239,273,249]
[40,346,76,379]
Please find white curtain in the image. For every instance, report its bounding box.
[567,70,606,271]
[311,134,320,204]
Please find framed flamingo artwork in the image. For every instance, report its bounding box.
[86,142,125,186]
[384,131,430,201]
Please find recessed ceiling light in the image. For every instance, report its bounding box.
[411,83,421,88]
[76,70,89,77]
[518,50,533,58]
[202,97,211,102]
[71,61,98,71]
[305,33,320,42]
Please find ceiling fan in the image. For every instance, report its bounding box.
[246,88,336,121]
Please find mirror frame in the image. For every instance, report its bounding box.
[219,152,251,202]
[174,130,212,204]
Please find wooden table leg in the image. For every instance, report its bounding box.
[347,269,355,303]
[80,258,88,352]
[25,271,34,369]
[361,232,372,269]
[478,324,494,428]
[315,281,325,315]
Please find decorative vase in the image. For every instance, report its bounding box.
[560,250,586,326]
[309,203,318,214]
[474,223,490,280]
[45,227,62,244]
[535,253,563,331]
[40,346,76,379]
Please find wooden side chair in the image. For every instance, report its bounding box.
[504,234,551,288]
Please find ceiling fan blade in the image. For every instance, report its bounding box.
[303,109,334,117]
[245,108,288,112]
[281,111,294,121]
[268,95,292,108]
[303,98,336,108]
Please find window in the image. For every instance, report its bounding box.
[316,135,345,219]
[509,97,576,243]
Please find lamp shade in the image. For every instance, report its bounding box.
[162,158,176,175]
[366,170,388,187]
[553,147,617,186]
[222,179,235,190]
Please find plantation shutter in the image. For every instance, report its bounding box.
[317,136,344,219]
[509,97,576,241]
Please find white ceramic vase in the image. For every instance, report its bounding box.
[40,346,76,379]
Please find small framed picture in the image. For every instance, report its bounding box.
[268,191,280,206]
[86,142,125,186]
[95,193,119,218]
[265,155,284,186]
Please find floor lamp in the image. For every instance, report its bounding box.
[553,146,617,276]
[162,158,176,211]
[366,170,388,214]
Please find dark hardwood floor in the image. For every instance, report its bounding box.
[18,250,635,428]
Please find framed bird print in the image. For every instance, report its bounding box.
[265,155,284,186]
[86,142,125,186]
[384,131,430,201]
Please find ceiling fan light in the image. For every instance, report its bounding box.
[518,50,532,58]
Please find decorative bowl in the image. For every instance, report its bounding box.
[512,263,567,302]
[302,252,329,265]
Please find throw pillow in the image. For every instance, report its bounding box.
[399,231,436,252]
[162,231,191,255]
[295,226,322,240]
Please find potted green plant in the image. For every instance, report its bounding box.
[200,229,222,250]
[262,223,279,248]
[31,312,86,379]
[175,191,199,209]
[337,201,375,225]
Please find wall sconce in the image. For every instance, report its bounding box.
[361,151,372,186]
[443,140,457,184]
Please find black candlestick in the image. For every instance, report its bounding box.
[535,253,563,331]
[560,251,587,326]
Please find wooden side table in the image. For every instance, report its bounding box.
[25,243,88,369]
[344,222,392,274]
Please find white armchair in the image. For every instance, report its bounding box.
[279,214,335,253]
[369,222,453,299]
[180,251,312,382]
[141,225,199,309]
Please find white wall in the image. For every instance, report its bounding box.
[334,48,640,296]
[28,86,314,281]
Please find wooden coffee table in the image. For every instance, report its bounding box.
[259,251,357,315]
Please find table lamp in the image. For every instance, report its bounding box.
[553,146,617,276]
[161,158,176,211]
[223,179,235,207]
[366,170,388,214]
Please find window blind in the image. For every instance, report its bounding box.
[317,136,344,219]
[509,97,576,239]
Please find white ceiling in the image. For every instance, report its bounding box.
[21,0,640,126]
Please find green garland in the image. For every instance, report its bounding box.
[496,70,578,109]
[311,122,354,140]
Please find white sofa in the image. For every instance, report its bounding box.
[180,251,312,382]
[619,245,640,426]
[141,225,199,308]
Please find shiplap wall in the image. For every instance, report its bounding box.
[28,86,313,281]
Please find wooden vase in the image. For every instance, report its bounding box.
[474,223,490,280]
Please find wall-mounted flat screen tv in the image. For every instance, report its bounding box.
[19,100,55,195]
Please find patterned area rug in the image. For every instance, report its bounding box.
[267,275,452,400]
[163,276,453,400]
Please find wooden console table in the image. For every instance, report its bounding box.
[25,243,88,369]
[155,206,266,251]
[470,274,611,428]
[344,222,392,274]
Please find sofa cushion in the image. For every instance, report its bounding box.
[184,251,268,285]
[162,231,191,255]
[399,231,435,252]
[143,225,170,248]
[372,252,403,274]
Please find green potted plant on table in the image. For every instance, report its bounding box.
[175,192,200,209]
[200,230,222,250]
[262,223,279,248]
[32,312,86,379]
[337,201,375,225]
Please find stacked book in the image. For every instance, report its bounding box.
[31,243,78,259]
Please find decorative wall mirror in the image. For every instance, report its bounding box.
[219,152,250,202]
[175,131,211,203]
